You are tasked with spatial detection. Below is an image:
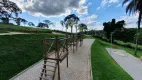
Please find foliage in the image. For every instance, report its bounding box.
[14,18,27,26]
[78,23,87,32]
[0,0,22,24]
[0,34,64,80]
[103,19,125,39]
[60,20,65,31]
[113,29,136,42]
[28,22,35,27]
[91,40,133,80]
[94,37,142,56]
[64,14,79,33]
[37,20,53,29]
[123,0,142,55]
[0,24,52,33]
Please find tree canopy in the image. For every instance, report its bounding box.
[103,19,125,39]
[0,0,22,24]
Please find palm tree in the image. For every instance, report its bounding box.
[64,14,79,34]
[28,22,35,27]
[123,0,142,55]
[60,20,65,31]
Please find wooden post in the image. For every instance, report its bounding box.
[80,34,82,47]
[66,35,69,67]
[40,37,47,80]
[76,34,77,51]
[73,34,74,54]
[56,36,60,80]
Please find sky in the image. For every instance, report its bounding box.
[9,0,139,32]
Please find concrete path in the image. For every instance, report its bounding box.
[106,48,142,80]
[10,39,94,80]
[0,32,29,35]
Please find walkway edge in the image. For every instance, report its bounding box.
[10,59,43,80]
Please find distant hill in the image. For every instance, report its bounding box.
[0,24,52,33]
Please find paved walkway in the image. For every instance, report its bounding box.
[10,39,94,80]
[106,48,142,80]
[0,32,29,35]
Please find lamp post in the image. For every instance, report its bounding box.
[110,31,115,55]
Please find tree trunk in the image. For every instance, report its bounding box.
[134,12,142,56]
[71,26,73,34]
[76,27,77,33]
[62,26,64,31]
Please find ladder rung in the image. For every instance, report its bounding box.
[40,72,53,76]
[42,68,55,72]
[43,64,56,68]
[45,60,56,63]
[39,76,52,80]
[47,58,58,60]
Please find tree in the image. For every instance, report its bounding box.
[60,20,65,31]
[28,22,35,27]
[14,18,27,26]
[123,0,142,55]
[0,0,22,24]
[64,14,79,33]
[78,23,88,32]
[103,19,125,40]
[43,20,53,28]
[22,19,28,26]
[37,22,47,28]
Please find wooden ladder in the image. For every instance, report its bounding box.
[40,59,57,80]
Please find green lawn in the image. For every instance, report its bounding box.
[91,39,133,80]
[0,24,52,33]
[0,34,63,80]
[101,40,142,58]
[84,35,93,39]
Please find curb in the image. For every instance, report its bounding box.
[9,59,43,80]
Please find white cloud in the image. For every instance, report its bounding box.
[10,0,88,17]
[101,0,119,7]
[96,7,101,10]
[76,6,88,15]
[117,3,121,7]
[123,1,129,6]
[101,0,108,7]
[80,14,102,30]
[109,0,119,3]
[88,2,92,6]
[117,13,139,28]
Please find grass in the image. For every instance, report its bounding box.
[115,40,142,51]
[100,40,142,58]
[0,24,52,33]
[84,35,93,39]
[0,34,64,80]
[0,30,8,33]
[91,39,133,80]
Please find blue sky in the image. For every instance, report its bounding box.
[10,0,139,32]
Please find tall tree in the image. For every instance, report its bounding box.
[43,20,53,28]
[78,23,88,32]
[123,0,142,55]
[14,18,27,26]
[37,22,47,28]
[60,20,65,31]
[28,22,35,27]
[0,0,22,24]
[64,14,79,33]
[103,19,125,40]
[22,19,28,26]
